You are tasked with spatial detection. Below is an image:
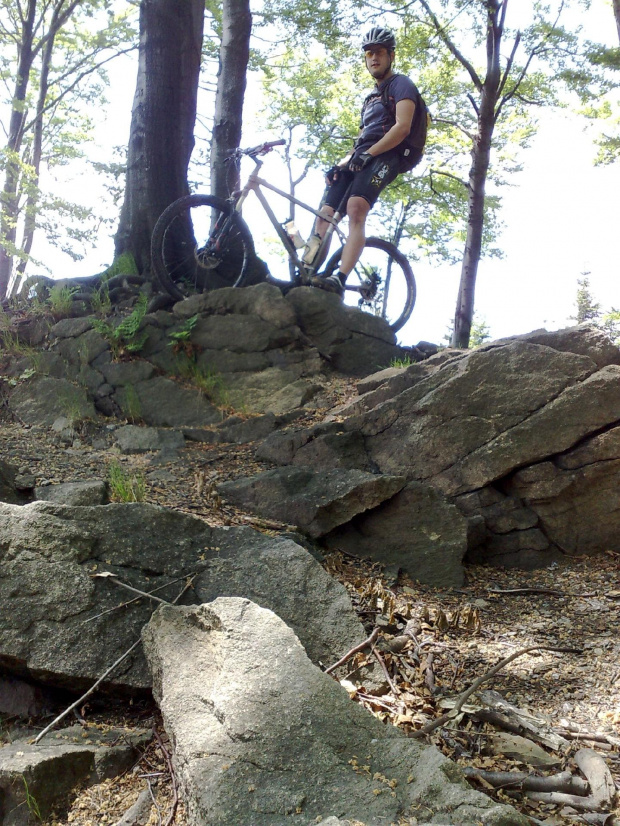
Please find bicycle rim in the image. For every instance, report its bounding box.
[324,237,416,332]
[151,194,253,300]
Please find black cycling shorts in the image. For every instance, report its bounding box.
[322,149,400,211]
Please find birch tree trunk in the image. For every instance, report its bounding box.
[210,0,252,200]
[114,0,204,275]
[613,0,620,43]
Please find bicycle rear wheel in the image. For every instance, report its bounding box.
[323,237,416,332]
[151,194,254,300]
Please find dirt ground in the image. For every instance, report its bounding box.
[0,384,618,826]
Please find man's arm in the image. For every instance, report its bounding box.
[367,98,415,158]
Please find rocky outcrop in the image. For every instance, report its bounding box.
[3,284,416,426]
[142,598,528,826]
[248,325,620,570]
[0,502,366,691]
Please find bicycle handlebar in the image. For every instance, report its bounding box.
[225,140,286,163]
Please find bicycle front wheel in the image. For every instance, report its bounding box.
[323,237,416,333]
[151,194,255,300]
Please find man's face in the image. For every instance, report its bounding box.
[365,46,393,80]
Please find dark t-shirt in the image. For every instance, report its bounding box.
[356,73,419,153]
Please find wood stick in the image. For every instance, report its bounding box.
[82,575,191,624]
[33,576,195,744]
[94,572,170,604]
[463,768,589,795]
[153,729,178,826]
[522,791,602,812]
[371,642,400,696]
[409,644,566,739]
[574,748,617,809]
[325,627,380,674]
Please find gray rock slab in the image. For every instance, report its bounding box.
[486,324,620,369]
[0,502,366,690]
[8,376,96,426]
[354,341,606,494]
[142,599,527,826]
[125,376,221,427]
[218,466,407,538]
[264,378,324,414]
[115,424,186,454]
[34,480,108,506]
[172,282,299,329]
[324,481,469,587]
[0,725,149,825]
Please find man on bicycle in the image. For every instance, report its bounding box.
[310,26,422,295]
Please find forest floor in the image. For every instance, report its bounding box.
[1,377,619,826]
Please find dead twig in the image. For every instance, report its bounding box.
[153,729,178,826]
[371,642,400,696]
[325,627,380,674]
[34,576,196,744]
[93,572,171,604]
[409,644,569,739]
[463,768,589,795]
[81,575,192,624]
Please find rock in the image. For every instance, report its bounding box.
[323,482,469,587]
[507,426,620,555]
[0,502,366,690]
[264,378,324,414]
[34,480,108,506]
[192,531,365,665]
[0,677,54,718]
[142,598,527,826]
[0,460,25,504]
[115,376,221,427]
[115,424,186,454]
[8,376,96,426]
[0,725,150,825]
[218,466,407,538]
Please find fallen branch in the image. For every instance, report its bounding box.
[409,644,568,739]
[521,790,603,812]
[325,627,380,674]
[154,729,178,826]
[82,575,191,624]
[371,642,400,696]
[112,787,153,826]
[463,768,589,795]
[93,572,171,604]
[34,576,195,744]
[574,748,617,809]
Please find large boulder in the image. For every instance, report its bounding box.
[324,481,469,586]
[218,466,406,538]
[0,502,366,690]
[8,376,96,426]
[142,599,528,826]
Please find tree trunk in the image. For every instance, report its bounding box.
[210,0,252,200]
[451,1,503,349]
[0,0,37,300]
[12,26,57,295]
[114,0,204,275]
[614,0,620,44]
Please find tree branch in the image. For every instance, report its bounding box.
[417,0,483,91]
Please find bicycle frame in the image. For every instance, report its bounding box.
[231,153,349,285]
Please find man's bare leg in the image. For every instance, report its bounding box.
[339,196,370,276]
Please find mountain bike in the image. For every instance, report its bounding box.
[151,140,416,332]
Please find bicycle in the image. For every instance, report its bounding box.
[150,140,416,332]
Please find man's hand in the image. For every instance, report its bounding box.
[348,151,374,173]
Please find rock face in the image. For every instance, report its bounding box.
[142,599,528,826]
[253,325,620,570]
[3,283,414,426]
[0,502,366,690]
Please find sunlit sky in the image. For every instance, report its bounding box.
[34,0,619,347]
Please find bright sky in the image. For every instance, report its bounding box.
[33,0,618,348]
